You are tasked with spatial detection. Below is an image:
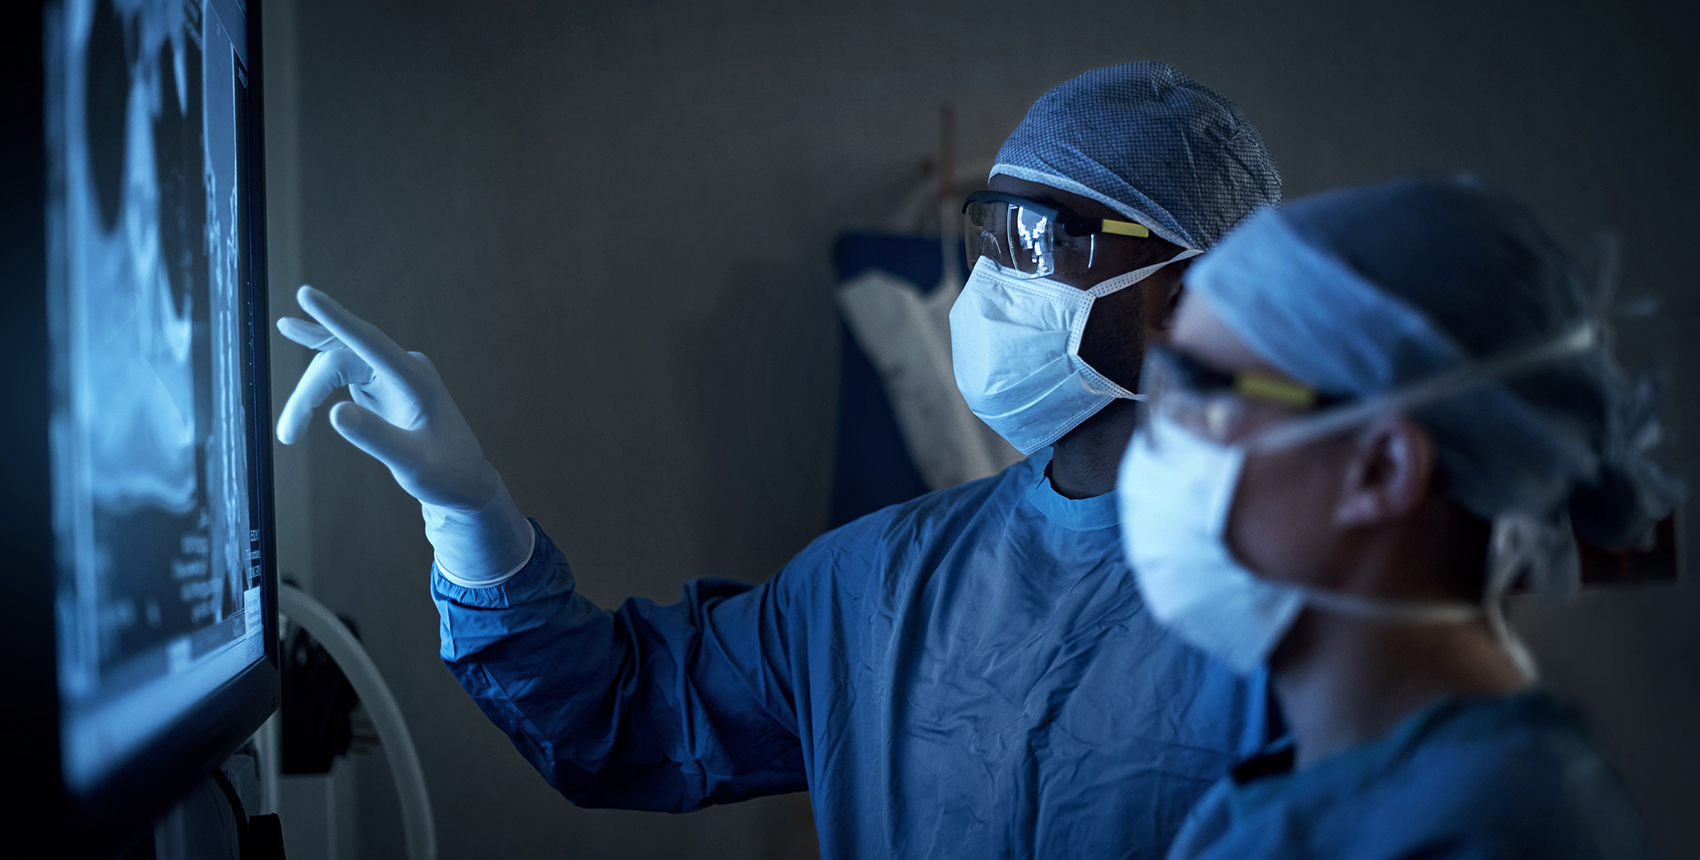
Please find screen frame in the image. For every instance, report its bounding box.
[2,1,280,856]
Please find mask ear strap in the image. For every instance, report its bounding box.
[1082,248,1202,300]
[1075,249,1204,400]
[1484,514,1559,681]
[1247,321,1599,456]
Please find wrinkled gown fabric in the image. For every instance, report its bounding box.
[433,451,1272,858]
[1164,692,1657,860]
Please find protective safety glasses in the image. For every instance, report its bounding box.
[1142,321,1599,451]
[962,190,1152,279]
[1140,343,1348,446]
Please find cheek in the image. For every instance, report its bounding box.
[1224,447,1342,586]
[1138,271,1182,331]
[1078,288,1145,388]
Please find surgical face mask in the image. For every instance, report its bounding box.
[950,251,1200,455]
[1118,322,1598,677]
[1119,414,1488,675]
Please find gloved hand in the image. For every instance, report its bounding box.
[276,285,533,585]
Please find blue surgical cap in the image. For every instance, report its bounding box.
[1188,176,1683,550]
[993,62,1283,251]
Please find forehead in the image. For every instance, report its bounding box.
[986,174,1127,222]
[1170,291,1290,378]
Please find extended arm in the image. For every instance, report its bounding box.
[275,286,808,808]
[433,523,807,809]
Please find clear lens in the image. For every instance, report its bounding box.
[1010,204,1053,275]
[963,201,998,273]
[1144,346,1355,451]
[964,200,1096,279]
[1143,348,1257,445]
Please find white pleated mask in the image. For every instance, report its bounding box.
[949,251,1199,455]
[1119,415,1487,676]
[1118,323,1598,677]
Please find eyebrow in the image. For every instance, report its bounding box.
[1163,341,1232,374]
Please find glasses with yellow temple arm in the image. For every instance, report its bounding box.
[1142,342,1352,444]
[963,190,1152,279]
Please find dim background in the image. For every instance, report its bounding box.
[259,1,1699,857]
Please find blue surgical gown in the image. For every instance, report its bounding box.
[1164,691,1657,860]
[433,450,1273,858]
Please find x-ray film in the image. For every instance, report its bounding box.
[47,0,265,793]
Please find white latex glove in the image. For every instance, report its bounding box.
[276,285,533,585]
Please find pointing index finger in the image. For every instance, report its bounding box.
[277,316,340,350]
[296,286,428,395]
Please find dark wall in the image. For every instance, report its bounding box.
[272,1,1700,857]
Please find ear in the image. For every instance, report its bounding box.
[1332,414,1437,527]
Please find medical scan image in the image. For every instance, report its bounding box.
[48,0,265,792]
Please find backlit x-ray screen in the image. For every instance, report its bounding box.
[47,0,266,794]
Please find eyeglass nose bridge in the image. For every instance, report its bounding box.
[968,225,1006,268]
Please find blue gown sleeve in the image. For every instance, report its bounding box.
[431,519,808,811]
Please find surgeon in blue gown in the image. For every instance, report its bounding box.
[1116,176,1681,859]
[275,63,1283,858]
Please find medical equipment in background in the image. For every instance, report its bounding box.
[280,584,438,860]
[3,1,289,855]
[280,608,373,775]
[831,105,1022,518]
